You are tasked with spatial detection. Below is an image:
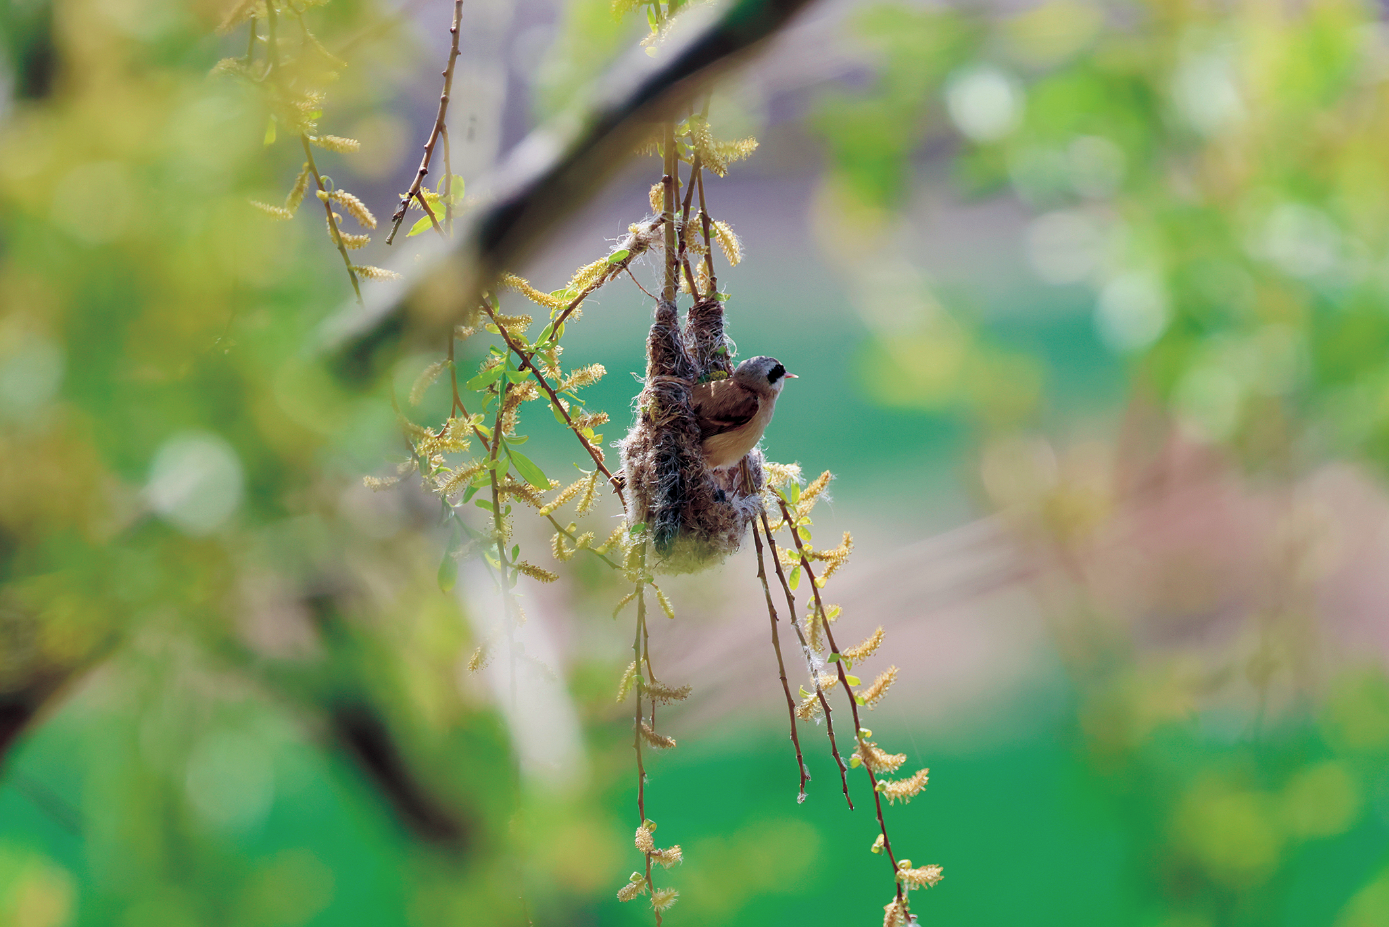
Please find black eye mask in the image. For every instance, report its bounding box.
[768,363,785,383]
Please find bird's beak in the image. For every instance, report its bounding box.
[784,373,799,379]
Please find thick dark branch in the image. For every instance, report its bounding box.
[315,0,816,365]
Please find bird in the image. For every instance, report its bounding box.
[691,355,796,470]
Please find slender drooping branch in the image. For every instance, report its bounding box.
[301,134,364,305]
[482,305,626,506]
[759,510,853,808]
[752,517,810,801]
[774,497,908,910]
[386,0,464,244]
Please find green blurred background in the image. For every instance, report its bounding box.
[3,0,1389,924]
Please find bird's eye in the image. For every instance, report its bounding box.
[768,363,785,383]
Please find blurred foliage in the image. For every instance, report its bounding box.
[2,0,1389,925]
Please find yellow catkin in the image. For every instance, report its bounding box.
[363,474,402,491]
[798,470,833,516]
[560,364,606,392]
[650,845,682,868]
[350,265,401,281]
[573,411,609,431]
[312,134,361,153]
[492,312,533,333]
[882,768,931,805]
[651,888,679,912]
[689,117,727,176]
[467,645,489,673]
[654,586,675,620]
[613,589,639,618]
[551,531,575,562]
[764,461,803,489]
[251,201,294,220]
[611,0,643,20]
[855,740,906,775]
[595,523,627,555]
[539,476,586,516]
[566,256,609,294]
[318,189,376,228]
[514,561,558,583]
[498,479,547,509]
[712,220,742,266]
[499,273,565,310]
[409,360,446,406]
[883,898,908,927]
[617,661,639,702]
[639,723,675,750]
[647,681,691,704]
[338,230,370,250]
[844,627,885,663]
[616,881,646,903]
[897,863,943,889]
[859,666,898,709]
[715,137,759,167]
[285,164,312,212]
[575,470,600,516]
[635,823,655,853]
[437,461,484,498]
[649,181,664,214]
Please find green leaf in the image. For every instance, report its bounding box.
[407,214,434,238]
[511,544,520,561]
[263,116,276,146]
[505,368,531,384]
[607,249,631,264]
[798,686,811,699]
[790,482,801,504]
[789,566,801,591]
[508,449,549,490]
[462,484,480,503]
[855,695,866,706]
[465,366,504,390]
[488,455,509,472]
[438,551,457,592]
[827,652,841,663]
[474,498,494,511]
[798,526,812,542]
[474,423,493,439]
[850,754,863,769]
[508,434,529,445]
[844,674,861,686]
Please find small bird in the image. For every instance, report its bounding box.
[692,355,796,470]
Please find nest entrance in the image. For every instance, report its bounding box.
[619,297,766,573]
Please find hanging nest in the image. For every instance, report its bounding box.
[620,297,766,573]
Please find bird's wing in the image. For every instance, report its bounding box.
[692,380,761,438]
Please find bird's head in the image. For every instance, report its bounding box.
[733,355,797,394]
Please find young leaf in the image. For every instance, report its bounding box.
[789,566,801,590]
[508,449,549,490]
[844,674,861,686]
[438,551,457,593]
[407,214,434,238]
[607,248,631,264]
[466,366,504,390]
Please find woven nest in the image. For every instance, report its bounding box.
[620,297,766,573]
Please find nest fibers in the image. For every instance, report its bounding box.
[620,297,766,573]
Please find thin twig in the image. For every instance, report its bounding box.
[482,305,626,506]
[774,496,907,910]
[300,134,364,305]
[752,518,809,801]
[386,0,464,244]
[759,510,852,809]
